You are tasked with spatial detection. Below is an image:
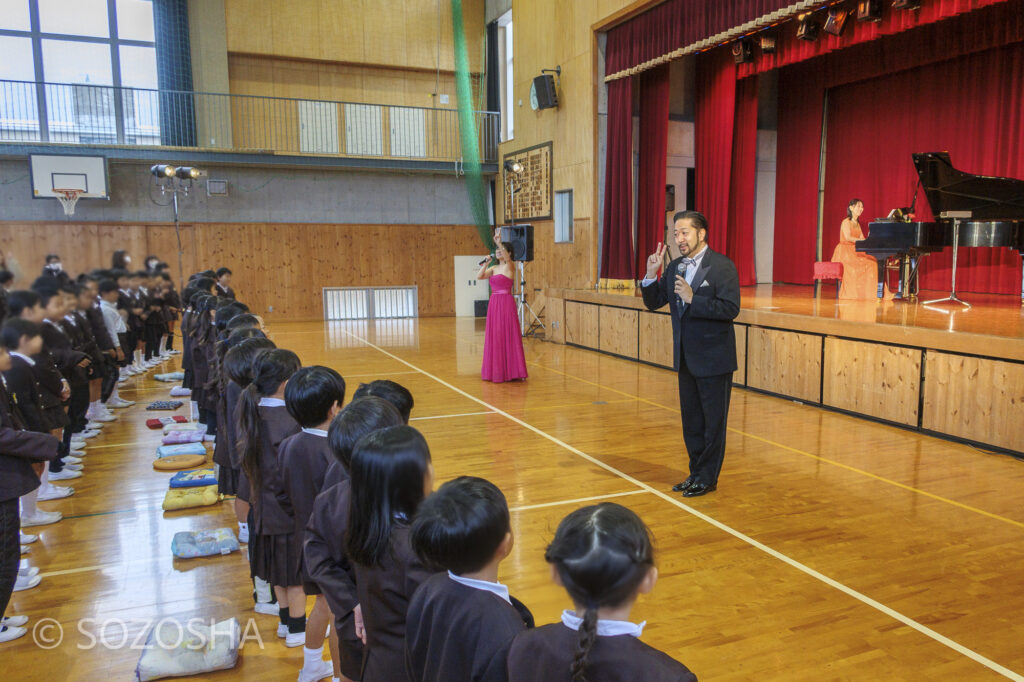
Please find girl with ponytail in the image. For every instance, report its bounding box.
[236,348,303,644]
[507,503,696,682]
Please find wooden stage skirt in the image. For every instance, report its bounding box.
[543,284,1023,455]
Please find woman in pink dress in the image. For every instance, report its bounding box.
[478,242,528,383]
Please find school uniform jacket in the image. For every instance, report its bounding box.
[507,623,698,682]
[86,303,116,352]
[215,283,236,300]
[0,377,60,503]
[247,404,301,536]
[406,572,534,682]
[28,348,66,415]
[277,430,335,575]
[40,320,88,386]
[4,355,48,433]
[304,479,364,680]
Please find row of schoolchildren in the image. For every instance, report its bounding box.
[196,296,699,680]
[0,254,194,644]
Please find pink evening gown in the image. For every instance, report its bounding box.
[481,273,528,383]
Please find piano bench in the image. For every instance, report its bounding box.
[813,261,844,297]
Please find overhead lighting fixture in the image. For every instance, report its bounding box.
[892,0,921,9]
[175,166,200,180]
[504,160,524,174]
[731,39,754,64]
[797,13,821,41]
[856,0,883,21]
[759,30,777,54]
[824,7,850,36]
[151,164,175,178]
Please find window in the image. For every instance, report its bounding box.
[38,0,110,38]
[497,10,513,142]
[0,0,31,31]
[555,190,574,243]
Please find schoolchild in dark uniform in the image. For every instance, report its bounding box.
[78,279,119,416]
[339,425,436,682]
[276,366,346,680]
[215,267,236,300]
[407,476,534,682]
[66,283,110,426]
[237,349,302,642]
[125,271,148,372]
[141,272,165,364]
[507,503,698,682]
[6,292,74,481]
[0,343,60,644]
[304,396,404,682]
[214,330,268,500]
[189,294,217,432]
[159,273,181,354]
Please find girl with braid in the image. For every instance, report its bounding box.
[507,503,697,681]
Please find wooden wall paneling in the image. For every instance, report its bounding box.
[746,327,822,404]
[638,311,674,368]
[271,0,320,61]
[564,301,599,349]
[735,323,747,386]
[546,296,565,344]
[317,0,364,63]
[823,337,921,427]
[598,306,638,359]
[224,0,273,54]
[0,222,145,288]
[922,351,1024,452]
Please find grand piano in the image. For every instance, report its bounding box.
[858,152,1024,303]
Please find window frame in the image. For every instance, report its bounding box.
[555,189,574,243]
[497,9,513,142]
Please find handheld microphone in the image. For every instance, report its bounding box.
[478,253,495,266]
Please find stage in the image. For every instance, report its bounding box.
[543,284,1024,455]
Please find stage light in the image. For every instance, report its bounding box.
[731,39,753,64]
[797,13,821,41]
[504,160,524,174]
[892,0,921,9]
[151,164,175,178]
[175,166,200,180]
[856,0,883,21]
[824,7,850,36]
[759,30,777,54]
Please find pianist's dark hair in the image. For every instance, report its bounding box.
[672,210,709,237]
[847,198,864,220]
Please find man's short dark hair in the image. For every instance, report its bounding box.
[410,476,510,575]
[673,210,709,236]
[216,267,232,278]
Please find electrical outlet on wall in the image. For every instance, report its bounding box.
[267,305,273,312]
[439,94,449,104]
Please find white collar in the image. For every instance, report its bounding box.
[44,319,63,329]
[10,352,35,366]
[561,610,646,638]
[447,571,511,604]
[63,314,77,325]
[119,289,129,295]
[258,397,286,407]
[301,427,328,438]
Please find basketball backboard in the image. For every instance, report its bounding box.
[29,154,109,200]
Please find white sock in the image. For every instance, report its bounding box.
[110,386,121,402]
[302,646,323,670]
[21,489,39,518]
[238,521,248,538]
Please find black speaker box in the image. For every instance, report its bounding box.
[731,40,753,64]
[857,0,883,21]
[532,75,558,110]
[499,224,534,262]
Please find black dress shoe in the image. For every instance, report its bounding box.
[682,482,717,498]
[672,476,697,493]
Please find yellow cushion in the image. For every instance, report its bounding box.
[153,454,207,471]
[162,485,221,511]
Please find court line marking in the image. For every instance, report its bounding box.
[342,370,421,378]
[345,329,1023,681]
[526,359,1024,532]
[510,490,648,513]
[410,411,495,421]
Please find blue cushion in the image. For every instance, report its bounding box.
[156,443,207,459]
[171,528,239,558]
[169,467,217,488]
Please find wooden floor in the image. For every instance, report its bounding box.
[8,318,1024,681]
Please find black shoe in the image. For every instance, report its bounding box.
[682,482,716,498]
[672,476,697,493]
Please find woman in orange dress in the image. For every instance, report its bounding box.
[831,198,893,300]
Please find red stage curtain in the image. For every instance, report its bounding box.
[635,66,671,277]
[773,61,825,284]
[600,77,635,280]
[605,0,794,75]
[695,48,736,253]
[823,41,1024,294]
[738,0,1012,79]
[727,76,759,286]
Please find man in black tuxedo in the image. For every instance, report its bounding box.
[641,211,740,497]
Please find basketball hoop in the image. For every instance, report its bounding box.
[54,188,83,216]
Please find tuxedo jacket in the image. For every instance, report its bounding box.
[641,248,740,377]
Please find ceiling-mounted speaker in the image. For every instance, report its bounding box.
[530,75,558,110]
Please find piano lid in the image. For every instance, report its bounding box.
[912,152,1024,221]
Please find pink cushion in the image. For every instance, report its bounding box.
[162,430,206,445]
[813,261,843,280]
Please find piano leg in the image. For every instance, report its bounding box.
[924,219,972,308]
